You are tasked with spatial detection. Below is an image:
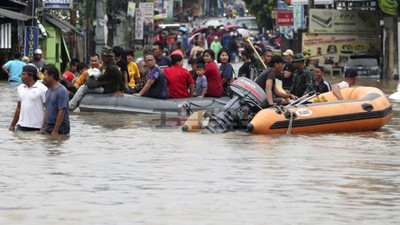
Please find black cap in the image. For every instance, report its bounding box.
[23,65,38,78]
[269,55,284,67]
[344,68,358,77]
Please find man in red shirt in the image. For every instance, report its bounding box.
[163,54,194,98]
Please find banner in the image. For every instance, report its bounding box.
[309,9,380,34]
[135,8,144,40]
[291,0,308,4]
[302,33,379,75]
[24,26,39,60]
[292,4,304,31]
[139,2,154,23]
[127,2,136,17]
[276,11,293,26]
[314,0,334,4]
[44,0,73,9]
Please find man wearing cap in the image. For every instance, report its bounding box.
[9,65,48,131]
[2,52,26,82]
[290,53,314,97]
[31,49,46,71]
[69,46,125,111]
[255,55,297,107]
[332,69,358,100]
[281,49,295,93]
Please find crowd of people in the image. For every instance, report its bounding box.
[4,40,359,136]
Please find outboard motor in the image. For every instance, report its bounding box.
[202,77,266,134]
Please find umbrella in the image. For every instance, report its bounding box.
[189,32,202,43]
[225,24,239,31]
[154,14,164,20]
[237,28,251,37]
[203,19,223,28]
[192,27,207,34]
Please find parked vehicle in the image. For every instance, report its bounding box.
[344,53,381,78]
[235,16,259,35]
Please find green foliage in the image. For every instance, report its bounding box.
[243,0,276,29]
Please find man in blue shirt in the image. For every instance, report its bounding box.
[152,41,171,69]
[41,64,70,135]
[2,52,26,82]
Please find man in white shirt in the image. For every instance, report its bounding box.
[332,69,358,100]
[9,65,48,131]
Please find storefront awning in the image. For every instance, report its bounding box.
[0,8,32,21]
[44,13,82,35]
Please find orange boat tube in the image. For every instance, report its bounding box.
[248,87,392,134]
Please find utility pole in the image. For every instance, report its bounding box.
[70,2,76,60]
[86,0,91,62]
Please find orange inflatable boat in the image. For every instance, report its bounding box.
[248,87,392,134]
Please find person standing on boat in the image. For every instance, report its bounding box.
[313,66,331,94]
[290,53,314,98]
[217,48,234,95]
[332,69,358,100]
[255,55,297,107]
[152,41,171,69]
[163,54,194,98]
[40,65,70,135]
[9,65,47,132]
[133,53,169,99]
[281,49,295,93]
[69,46,125,111]
[202,50,223,97]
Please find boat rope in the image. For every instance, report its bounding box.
[286,110,294,135]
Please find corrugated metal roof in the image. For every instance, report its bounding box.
[44,13,82,35]
[0,8,32,21]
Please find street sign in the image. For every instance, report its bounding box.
[276,11,293,26]
[44,0,73,9]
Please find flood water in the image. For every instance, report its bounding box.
[1,75,400,224]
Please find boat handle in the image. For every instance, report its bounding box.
[361,103,374,112]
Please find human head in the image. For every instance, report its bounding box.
[90,54,100,68]
[20,64,39,84]
[292,53,305,70]
[196,63,205,77]
[241,50,249,61]
[43,64,60,86]
[22,56,29,64]
[217,48,230,64]
[100,46,114,63]
[125,49,135,63]
[269,55,285,73]
[152,41,164,59]
[263,49,273,64]
[34,49,43,61]
[70,58,80,72]
[170,54,183,66]
[203,49,215,63]
[214,36,219,42]
[113,46,124,59]
[77,62,88,74]
[144,53,156,68]
[283,49,294,61]
[313,66,325,81]
[344,68,358,86]
[14,52,21,59]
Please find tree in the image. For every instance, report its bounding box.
[243,0,276,30]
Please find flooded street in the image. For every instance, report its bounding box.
[1,75,400,224]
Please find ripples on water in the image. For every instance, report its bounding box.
[0,80,399,224]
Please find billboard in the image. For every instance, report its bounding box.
[309,9,380,34]
[44,0,73,9]
[302,33,379,75]
[139,2,154,23]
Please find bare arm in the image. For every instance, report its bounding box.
[265,79,274,106]
[332,84,343,100]
[9,101,21,131]
[51,108,66,135]
[38,106,47,134]
[2,65,11,78]
[134,79,155,96]
[189,84,195,97]
[199,87,207,98]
